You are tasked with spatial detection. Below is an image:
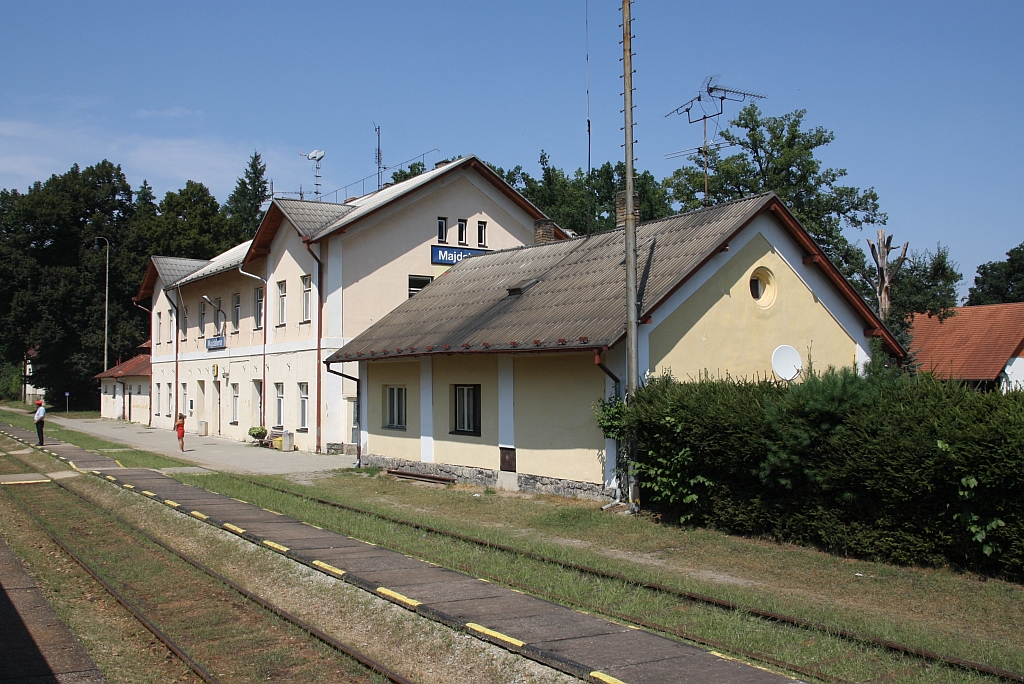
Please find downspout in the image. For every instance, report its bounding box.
[325,362,360,467]
[303,238,324,454]
[169,287,182,422]
[116,379,127,420]
[238,265,268,427]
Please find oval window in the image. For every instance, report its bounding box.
[749,267,776,308]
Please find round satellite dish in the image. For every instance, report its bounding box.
[772,345,802,381]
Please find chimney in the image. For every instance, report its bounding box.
[615,191,640,229]
[434,160,451,169]
[533,219,558,244]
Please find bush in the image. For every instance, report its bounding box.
[247,426,268,440]
[596,369,1024,580]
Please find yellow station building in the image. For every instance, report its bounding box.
[329,193,903,498]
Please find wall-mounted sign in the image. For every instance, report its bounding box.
[206,336,226,350]
[431,245,489,266]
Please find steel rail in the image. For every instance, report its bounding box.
[0,453,414,684]
[227,474,1024,684]
[1,482,219,684]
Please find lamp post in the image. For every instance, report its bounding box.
[93,237,110,370]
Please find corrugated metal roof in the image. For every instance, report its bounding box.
[329,193,775,361]
[94,354,151,379]
[275,199,356,238]
[151,256,209,287]
[909,302,1024,380]
[170,240,252,288]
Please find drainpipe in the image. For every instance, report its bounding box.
[116,379,127,420]
[325,362,360,467]
[594,348,621,398]
[238,265,268,427]
[303,238,324,454]
[168,287,182,422]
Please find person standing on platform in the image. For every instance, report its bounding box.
[174,413,186,452]
[33,399,46,446]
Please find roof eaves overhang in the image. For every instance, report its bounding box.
[243,201,286,266]
[136,259,160,301]
[326,343,609,365]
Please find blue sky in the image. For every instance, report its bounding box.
[2,1,1021,294]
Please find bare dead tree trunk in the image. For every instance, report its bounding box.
[865,229,908,322]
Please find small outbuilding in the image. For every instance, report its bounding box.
[95,342,152,424]
[329,193,903,498]
[909,301,1024,392]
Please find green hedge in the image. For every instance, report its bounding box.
[598,369,1024,580]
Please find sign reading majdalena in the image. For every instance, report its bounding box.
[431,245,489,265]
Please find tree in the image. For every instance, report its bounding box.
[967,240,1024,305]
[887,244,962,345]
[391,161,425,184]
[222,151,271,238]
[146,180,235,260]
[662,104,884,290]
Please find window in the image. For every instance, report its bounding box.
[385,386,406,429]
[182,383,188,416]
[408,275,433,298]
[277,281,287,326]
[453,384,481,435]
[457,219,468,245]
[198,302,206,338]
[166,385,172,417]
[299,382,309,429]
[214,298,222,334]
[254,287,264,330]
[253,379,263,424]
[167,309,174,343]
[155,383,161,414]
[232,293,240,333]
[182,306,188,340]
[156,312,162,344]
[137,385,142,395]
[301,276,312,322]
[437,217,448,243]
[231,383,239,424]
[477,221,487,247]
[274,383,284,427]
[749,267,777,308]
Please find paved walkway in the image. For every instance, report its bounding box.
[43,416,356,476]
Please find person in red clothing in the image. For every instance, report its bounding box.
[174,413,185,452]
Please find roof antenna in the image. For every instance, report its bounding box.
[585,0,592,235]
[665,75,765,205]
[374,123,383,191]
[301,149,325,200]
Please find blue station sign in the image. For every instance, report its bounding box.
[431,245,489,266]
[206,336,226,350]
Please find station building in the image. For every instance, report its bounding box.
[95,342,152,423]
[135,156,566,452]
[329,193,904,497]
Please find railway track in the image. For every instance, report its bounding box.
[203,472,1024,684]
[0,453,412,684]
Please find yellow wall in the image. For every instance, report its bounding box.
[649,232,858,380]
[514,354,606,484]
[431,355,499,470]
[366,361,420,461]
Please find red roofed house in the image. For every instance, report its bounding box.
[94,341,152,424]
[909,302,1024,392]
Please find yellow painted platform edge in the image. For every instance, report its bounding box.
[223,523,246,534]
[142,490,156,497]
[164,499,181,508]
[590,672,628,684]
[262,540,289,552]
[311,560,346,576]
[708,651,780,675]
[377,587,421,607]
[466,623,524,648]
[105,475,117,481]
[122,484,135,489]
[190,511,209,521]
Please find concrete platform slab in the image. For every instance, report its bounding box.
[425,593,560,623]
[532,629,700,670]
[0,473,51,484]
[410,579,510,604]
[603,651,794,684]
[483,609,630,643]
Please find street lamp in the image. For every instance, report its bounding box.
[202,295,226,335]
[93,237,110,370]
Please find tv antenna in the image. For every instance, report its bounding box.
[301,149,325,200]
[665,75,765,204]
[374,123,383,191]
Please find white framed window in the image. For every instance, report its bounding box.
[477,220,487,247]
[454,384,480,434]
[254,287,264,330]
[155,383,161,414]
[301,276,312,322]
[385,386,406,429]
[181,383,188,416]
[166,385,172,417]
[253,379,263,423]
[167,309,174,343]
[155,312,162,344]
[275,382,284,427]
[408,275,432,298]
[299,382,308,429]
[457,219,468,245]
[437,217,448,243]
[198,302,206,338]
[277,281,286,326]
[231,383,239,423]
[214,297,223,335]
[232,293,240,332]
[182,306,188,340]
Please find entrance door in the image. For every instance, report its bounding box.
[213,381,221,435]
[196,381,206,423]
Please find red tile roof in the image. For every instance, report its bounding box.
[93,354,151,380]
[909,302,1024,380]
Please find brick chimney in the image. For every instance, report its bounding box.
[615,191,640,229]
[533,219,558,244]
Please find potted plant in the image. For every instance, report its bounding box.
[248,426,268,443]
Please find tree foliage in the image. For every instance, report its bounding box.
[390,161,425,184]
[967,240,1024,305]
[222,151,271,237]
[886,245,962,344]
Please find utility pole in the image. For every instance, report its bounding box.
[94,237,110,370]
[621,0,640,513]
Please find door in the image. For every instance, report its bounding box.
[196,381,206,423]
[213,381,221,435]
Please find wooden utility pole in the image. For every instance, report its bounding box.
[622,0,640,513]
[866,229,908,322]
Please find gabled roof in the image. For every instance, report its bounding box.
[909,302,1024,381]
[329,193,903,363]
[136,256,209,300]
[245,155,562,264]
[94,353,151,379]
[172,240,252,288]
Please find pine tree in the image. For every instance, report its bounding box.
[223,151,270,237]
